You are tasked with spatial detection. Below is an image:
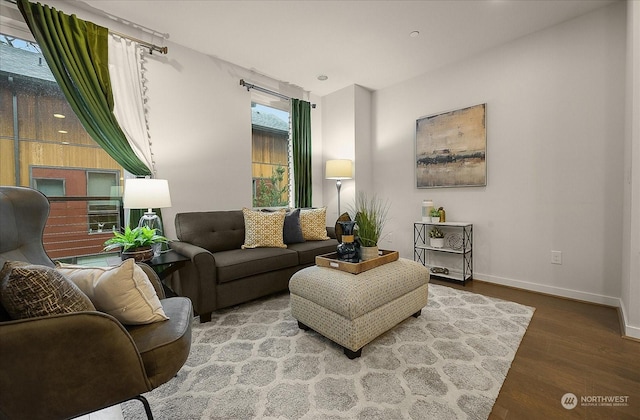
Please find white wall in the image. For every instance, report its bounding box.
[147,47,252,234]
[321,84,374,225]
[622,0,640,338]
[143,46,324,239]
[321,85,357,222]
[371,2,627,306]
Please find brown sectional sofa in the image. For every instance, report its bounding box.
[169,210,338,322]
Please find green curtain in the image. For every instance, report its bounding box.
[17,0,151,176]
[291,98,312,207]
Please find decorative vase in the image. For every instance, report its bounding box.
[430,238,444,248]
[361,246,379,261]
[121,246,154,262]
[336,221,358,262]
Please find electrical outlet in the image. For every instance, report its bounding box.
[551,250,562,265]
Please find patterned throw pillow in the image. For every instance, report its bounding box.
[56,258,168,325]
[242,208,287,249]
[0,262,95,320]
[300,207,330,241]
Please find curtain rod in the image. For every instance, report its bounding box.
[240,79,316,108]
[110,30,167,55]
[2,0,167,54]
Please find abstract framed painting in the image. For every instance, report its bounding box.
[415,103,487,188]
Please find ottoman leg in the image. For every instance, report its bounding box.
[298,321,311,331]
[412,310,422,318]
[344,347,362,359]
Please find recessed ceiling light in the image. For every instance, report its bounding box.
[58,130,68,134]
[53,113,65,118]
[410,31,420,38]
[317,75,328,81]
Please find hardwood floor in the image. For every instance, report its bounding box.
[429,278,640,420]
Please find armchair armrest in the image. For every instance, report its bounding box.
[169,241,218,320]
[0,312,151,419]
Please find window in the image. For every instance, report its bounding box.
[87,171,120,233]
[33,178,65,196]
[1,33,126,259]
[251,102,291,207]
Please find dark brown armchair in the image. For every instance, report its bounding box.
[0,186,193,419]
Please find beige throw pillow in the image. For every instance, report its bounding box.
[242,208,287,249]
[57,258,168,325]
[300,207,330,240]
[0,262,95,320]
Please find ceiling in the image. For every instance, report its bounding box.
[81,0,616,97]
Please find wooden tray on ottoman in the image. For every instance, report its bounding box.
[315,250,399,274]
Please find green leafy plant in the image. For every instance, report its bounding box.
[429,227,444,238]
[429,207,441,217]
[103,226,168,252]
[254,165,289,207]
[350,191,391,247]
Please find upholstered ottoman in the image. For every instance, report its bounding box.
[289,258,429,358]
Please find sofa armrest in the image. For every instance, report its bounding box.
[0,312,151,419]
[169,241,218,319]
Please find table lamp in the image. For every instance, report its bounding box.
[123,178,172,256]
[325,159,353,215]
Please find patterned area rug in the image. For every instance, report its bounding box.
[123,284,534,420]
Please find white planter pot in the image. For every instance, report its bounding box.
[360,246,379,261]
[431,217,441,223]
[430,238,444,248]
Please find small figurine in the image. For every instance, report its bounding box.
[438,207,446,222]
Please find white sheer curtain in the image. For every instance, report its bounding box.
[108,34,154,173]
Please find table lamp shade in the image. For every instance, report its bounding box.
[123,178,172,209]
[326,159,353,179]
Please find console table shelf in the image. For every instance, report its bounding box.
[413,221,473,284]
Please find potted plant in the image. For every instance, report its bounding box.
[430,207,441,223]
[351,191,391,261]
[428,227,445,248]
[103,226,168,262]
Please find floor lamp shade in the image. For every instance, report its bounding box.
[325,159,353,180]
[325,160,353,215]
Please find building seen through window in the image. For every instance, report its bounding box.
[0,34,126,259]
[251,102,291,207]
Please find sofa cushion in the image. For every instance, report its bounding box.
[287,239,340,265]
[300,207,330,241]
[56,259,168,325]
[242,208,287,249]
[126,296,192,388]
[283,209,305,245]
[175,210,245,252]
[214,248,298,284]
[0,262,95,320]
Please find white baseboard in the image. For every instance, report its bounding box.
[473,272,640,339]
[618,298,640,340]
